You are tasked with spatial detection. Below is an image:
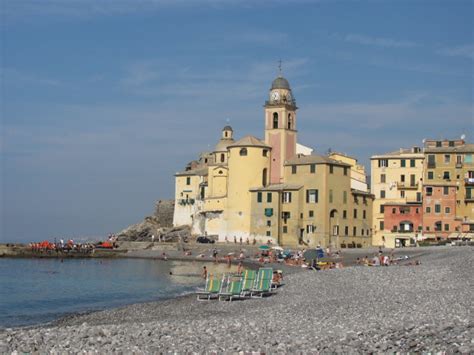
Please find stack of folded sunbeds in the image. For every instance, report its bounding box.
[196,267,279,302]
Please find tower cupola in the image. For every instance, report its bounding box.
[222,125,233,140]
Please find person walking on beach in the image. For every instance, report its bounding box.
[202,266,207,279]
[234,236,237,244]
[212,249,218,263]
[239,236,243,245]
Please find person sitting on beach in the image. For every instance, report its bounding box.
[239,250,245,260]
[162,252,168,261]
[272,271,282,286]
[371,255,380,266]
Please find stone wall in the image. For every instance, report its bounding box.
[154,199,175,228]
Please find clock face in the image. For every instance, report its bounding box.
[271,91,280,102]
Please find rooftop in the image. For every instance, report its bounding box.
[228,135,271,149]
[285,154,351,167]
[250,183,303,192]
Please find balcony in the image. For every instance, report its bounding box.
[465,197,474,203]
[397,182,419,190]
[456,162,463,168]
[465,178,474,185]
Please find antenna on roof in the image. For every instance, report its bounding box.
[278,59,282,76]
[461,134,466,140]
[422,138,426,144]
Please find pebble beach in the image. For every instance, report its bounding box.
[1,246,473,353]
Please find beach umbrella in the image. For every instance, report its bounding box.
[259,245,270,250]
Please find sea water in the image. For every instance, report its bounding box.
[0,258,233,328]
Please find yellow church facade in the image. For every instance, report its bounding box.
[173,75,373,248]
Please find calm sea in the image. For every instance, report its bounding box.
[0,258,235,328]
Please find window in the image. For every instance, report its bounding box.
[466,154,473,163]
[267,193,272,203]
[343,191,347,204]
[435,204,441,213]
[426,226,430,231]
[309,210,314,217]
[410,174,416,187]
[306,225,315,233]
[392,208,396,214]
[343,167,348,176]
[282,192,292,203]
[400,191,405,198]
[273,112,278,129]
[186,177,191,185]
[282,226,288,233]
[380,205,385,213]
[400,159,406,167]
[353,209,357,218]
[262,168,268,187]
[443,171,450,180]
[444,224,450,232]
[262,149,268,157]
[239,148,247,156]
[287,114,292,129]
[257,192,262,203]
[410,159,415,167]
[416,208,419,214]
[282,212,290,223]
[380,190,386,198]
[329,165,334,174]
[380,174,386,183]
[416,192,422,202]
[310,164,316,173]
[444,155,451,163]
[329,189,333,203]
[267,220,271,227]
[400,174,405,183]
[220,153,225,163]
[343,210,347,219]
[449,141,455,147]
[466,187,472,199]
[426,187,433,196]
[428,155,436,168]
[428,171,434,180]
[361,229,365,236]
[436,141,442,147]
[306,189,318,203]
[363,210,366,219]
[445,207,450,214]
[345,226,349,236]
[426,207,431,213]
[380,221,384,230]
[457,155,462,164]
[435,221,442,231]
[292,165,297,174]
[266,231,271,236]
[353,226,357,236]
[379,159,388,167]
[443,186,449,195]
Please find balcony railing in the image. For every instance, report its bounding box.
[465,197,474,202]
[465,178,474,185]
[397,182,419,190]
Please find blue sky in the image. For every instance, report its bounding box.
[1,0,473,242]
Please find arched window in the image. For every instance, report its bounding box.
[239,148,247,156]
[262,168,267,187]
[273,112,278,129]
[224,132,228,137]
[220,153,225,163]
[288,114,292,129]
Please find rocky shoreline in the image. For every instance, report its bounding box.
[1,246,472,353]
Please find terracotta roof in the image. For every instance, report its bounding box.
[214,138,234,152]
[228,135,271,149]
[285,154,350,167]
[175,167,208,177]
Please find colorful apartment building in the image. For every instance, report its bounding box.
[173,74,373,248]
[372,139,474,247]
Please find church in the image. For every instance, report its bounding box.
[173,73,374,248]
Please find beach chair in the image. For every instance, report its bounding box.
[250,267,274,298]
[196,274,223,301]
[240,269,257,297]
[218,275,245,302]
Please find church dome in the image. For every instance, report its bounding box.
[214,138,234,152]
[271,76,290,90]
[222,125,233,131]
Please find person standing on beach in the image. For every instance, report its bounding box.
[237,261,243,275]
[234,236,237,244]
[212,249,218,263]
[202,266,207,279]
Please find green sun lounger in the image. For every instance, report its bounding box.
[250,267,274,298]
[196,275,223,301]
[240,269,257,296]
[218,276,245,302]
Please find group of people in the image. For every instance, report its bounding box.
[224,235,258,245]
[29,239,96,255]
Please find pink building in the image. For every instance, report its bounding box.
[383,203,422,234]
[422,184,460,238]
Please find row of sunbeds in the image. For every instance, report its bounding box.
[196,268,279,302]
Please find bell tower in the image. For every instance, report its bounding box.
[264,72,297,184]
